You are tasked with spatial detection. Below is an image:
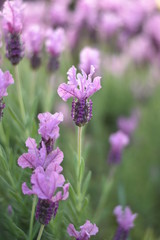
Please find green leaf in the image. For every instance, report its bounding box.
[82,171,92,197]
[8,106,25,130]
[79,157,85,182]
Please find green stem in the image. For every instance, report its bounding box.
[77,126,82,211]
[36,225,45,240]
[15,65,25,122]
[29,195,37,240]
[78,127,82,170]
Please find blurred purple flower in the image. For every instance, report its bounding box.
[113,205,137,240]
[144,14,160,50]
[57,65,101,126]
[67,220,98,239]
[117,110,139,137]
[18,137,63,170]
[22,164,69,225]
[127,34,155,64]
[7,205,13,216]
[24,24,44,69]
[99,13,122,39]
[108,131,129,164]
[79,46,100,75]
[0,69,14,99]
[2,0,24,65]
[2,0,23,34]
[46,28,65,72]
[49,0,71,28]
[0,69,14,120]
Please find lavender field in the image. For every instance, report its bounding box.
[0,0,160,239]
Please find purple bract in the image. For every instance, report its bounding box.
[18,137,63,170]
[67,220,98,240]
[57,65,101,126]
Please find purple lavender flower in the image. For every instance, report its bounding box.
[79,46,100,75]
[22,164,69,225]
[2,0,24,65]
[49,0,70,28]
[67,220,98,240]
[38,112,63,153]
[0,69,14,120]
[24,24,44,69]
[57,65,101,126]
[45,28,65,72]
[108,131,129,164]
[117,110,139,137]
[113,205,137,240]
[18,137,63,171]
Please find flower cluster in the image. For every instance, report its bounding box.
[2,0,24,65]
[58,65,101,127]
[0,68,14,120]
[113,206,137,240]
[18,112,69,225]
[67,220,99,240]
[46,28,65,72]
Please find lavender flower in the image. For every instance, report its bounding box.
[113,206,137,240]
[2,0,24,65]
[45,28,65,72]
[38,112,63,153]
[117,110,139,137]
[18,137,63,171]
[24,24,44,69]
[0,69,14,120]
[79,46,100,75]
[67,220,98,240]
[57,65,101,126]
[22,164,69,225]
[108,131,129,164]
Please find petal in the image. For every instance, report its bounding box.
[86,76,101,98]
[25,137,38,155]
[67,224,79,238]
[22,182,34,195]
[18,153,37,169]
[57,83,79,101]
[44,147,64,169]
[67,66,77,86]
[62,183,70,200]
[80,220,99,236]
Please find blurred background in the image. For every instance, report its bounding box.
[1,0,160,239]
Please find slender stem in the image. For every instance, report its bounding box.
[78,127,82,169]
[29,195,37,240]
[15,65,25,122]
[77,126,82,211]
[36,225,45,240]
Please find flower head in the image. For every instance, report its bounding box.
[79,46,100,75]
[24,24,44,57]
[38,112,63,142]
[0,69,14,99]
[18,137,63,170]
[57,65,101,126]
[108,130,129,164]
[114,206,137,231]
[58,65,101,101]
[22,164,69,225]
[67,220,98,240]
[46,28,65,57]
[2,0,23,34]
